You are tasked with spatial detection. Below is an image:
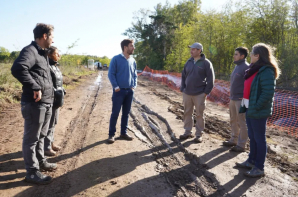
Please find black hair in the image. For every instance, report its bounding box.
[235,47,249,58]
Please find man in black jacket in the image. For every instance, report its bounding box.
[11,23,57,185]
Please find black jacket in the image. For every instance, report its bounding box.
[49,58,63,90]
[11,41,54,104]
[49,58,65,108]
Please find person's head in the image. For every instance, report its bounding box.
[121,39,134,55]
[251,43,281,79]
[234,47,249,61]
[48,46,60,62]
[33,23,54,49]
[188,42,203,59]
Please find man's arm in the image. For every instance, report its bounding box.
[132,61,137,89]
[180,66,186,92]
[108,57,119,90]
[204,61,215,95]
[255,68,275,110]
[11,48,41,91]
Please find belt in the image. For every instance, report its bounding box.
[120,88,131,90]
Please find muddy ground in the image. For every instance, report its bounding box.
[0,71,298,197]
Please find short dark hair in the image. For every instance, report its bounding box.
[33,23,54,40]
[235,47,249,58]
[48,46,58,56]
[121,39,133,52]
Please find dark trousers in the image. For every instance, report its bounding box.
[246,113,268,171]
[44,106,59,151]
[21,102,52,172]
[109,88,134,136]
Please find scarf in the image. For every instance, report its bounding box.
[244,60,265,79]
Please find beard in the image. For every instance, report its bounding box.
[128,49,134,55]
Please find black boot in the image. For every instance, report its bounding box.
[25,170,52,185]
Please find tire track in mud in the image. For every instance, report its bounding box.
[140,81,298,186]
[26,72,103,197]
[129,98,225,197]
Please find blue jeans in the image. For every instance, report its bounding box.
[109,88,134,136]
[246,112,268,171]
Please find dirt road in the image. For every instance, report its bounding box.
[0,71,298,197]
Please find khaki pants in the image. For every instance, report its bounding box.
[229,100,248,148]
[183,93,206,137]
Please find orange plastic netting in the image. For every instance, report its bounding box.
[139,66,298,137]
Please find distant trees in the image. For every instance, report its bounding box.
[0,44,111,69]
[0,47,11,63]
[124,0,298,88]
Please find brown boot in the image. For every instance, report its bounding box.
[120,134,134,141]
[44,149,56,157]
[179,133,194,140]
[52,143,61,151]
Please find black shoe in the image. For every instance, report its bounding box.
[179,133,194,140]
[230,145,245,152]
[107,136,115,144]
[222,141,237,147]
[40,161,57,172]
[120,134,134,141]
[194,136,203,143]
[25,170,52,185]
[235,160,254,169]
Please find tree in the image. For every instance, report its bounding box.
[0,47,10,62]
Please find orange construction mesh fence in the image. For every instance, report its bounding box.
[139,66,298,137]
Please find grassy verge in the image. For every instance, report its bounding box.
[0,63,95,112]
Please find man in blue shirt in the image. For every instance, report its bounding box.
[107,39,137,143]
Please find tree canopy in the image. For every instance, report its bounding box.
[124,0,298,88]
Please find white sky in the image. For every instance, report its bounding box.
[0,0,227,58]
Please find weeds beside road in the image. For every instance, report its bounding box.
[0,63,95,112]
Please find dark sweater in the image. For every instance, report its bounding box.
[11,41,54,104]
[180,54,215,95]
[230,59,249,100]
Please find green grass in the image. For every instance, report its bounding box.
[0,63,95,111]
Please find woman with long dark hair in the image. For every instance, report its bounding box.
[236,43,280,177]
[44,46,65,156]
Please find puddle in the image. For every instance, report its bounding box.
[89,71,103,91]
[94,71,103,85]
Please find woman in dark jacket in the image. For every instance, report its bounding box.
[44,46,65,156]
[236,43,280,177]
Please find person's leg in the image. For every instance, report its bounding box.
[44,107,57,151]
[51,108,60,150]
[109,89,125,136]
[250,117,267,171]
[36,104,52,163]
[22,103,48,172]
[229,100,239,143]
[246,114,256,165]
[193,93,206,137]
[235,100,248,148]
[120,89,134,135]
[183,93,194,135]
